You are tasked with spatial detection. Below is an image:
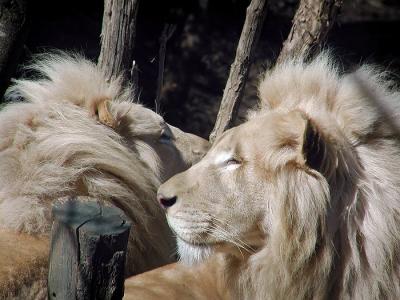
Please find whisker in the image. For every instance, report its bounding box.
[207,222,253,255]
[206,226,246,259]
[170,210,256,258]
[211,217,256,253]
[215,219,256,251]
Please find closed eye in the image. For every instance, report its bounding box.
[225,158,241,166]
[160,132,171,141]
[159,127,174,144]
[213,152,242,169]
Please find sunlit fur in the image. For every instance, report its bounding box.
[126,53,400,299]
[0,53,208,299]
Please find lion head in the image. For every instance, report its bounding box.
[157,54,400,299]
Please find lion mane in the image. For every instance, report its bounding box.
[0,53,207,299]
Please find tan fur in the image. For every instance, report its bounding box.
[124,53,400,299]
[125,256,232,300]
[0,53,209,299]
[0,230,48,299]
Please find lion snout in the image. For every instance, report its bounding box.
[176,129,210,165]
[190,136,210,160]
[157,170,192,211]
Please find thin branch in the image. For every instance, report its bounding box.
[276,0,343,64]
[209,0,268,143]
[155,24,176,113]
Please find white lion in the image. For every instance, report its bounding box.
[0,53,208,299]
[124,53,400,299]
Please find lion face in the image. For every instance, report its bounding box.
[158,109,324,263]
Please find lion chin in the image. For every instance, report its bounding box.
[176,237,214,265]
[125,52,400,300]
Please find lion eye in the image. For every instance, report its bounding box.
[225,158,241,166]
[160,132,171,140]
[159,128,173,144]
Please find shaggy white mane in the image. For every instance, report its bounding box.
[240,53,400,299]
[0,53,174,276]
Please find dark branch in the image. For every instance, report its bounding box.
[0,0,28,101]
[155,24,176,113]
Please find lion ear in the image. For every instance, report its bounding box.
[300,117,326,172]
[94,99,116,128]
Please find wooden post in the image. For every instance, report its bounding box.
[48,197,131,300]
[209,0,268,143]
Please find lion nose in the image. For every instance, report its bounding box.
[158,193,177,209]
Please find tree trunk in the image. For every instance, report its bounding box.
[0,0,27,101]
[209,0,268,143]
[276,0,343,64]
[98,0,140,84]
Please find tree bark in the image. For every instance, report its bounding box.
[0,0,27,101]
[276,0,343,64]
[209,0,268,143]
[98,0,140,84]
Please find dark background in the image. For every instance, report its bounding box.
[17,0,400,138]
